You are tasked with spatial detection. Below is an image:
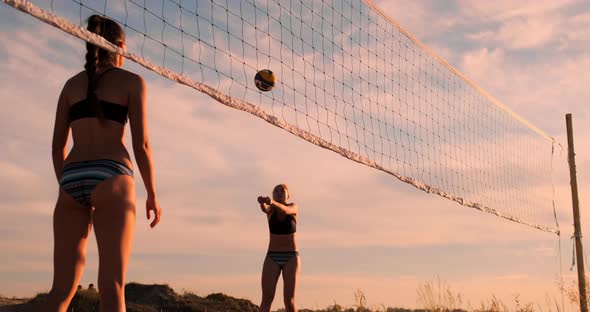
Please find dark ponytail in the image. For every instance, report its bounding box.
[84,15,125,120]
[85,15,103,118]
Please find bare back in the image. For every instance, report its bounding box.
[59,68,143,170]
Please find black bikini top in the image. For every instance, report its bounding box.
[268,209,297,235]
[69,67,128,125]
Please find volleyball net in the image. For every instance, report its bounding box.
[2,0,560,234]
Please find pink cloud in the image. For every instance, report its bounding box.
[372,0,458,39]
[468,16,557,49]
[458,0,577,22]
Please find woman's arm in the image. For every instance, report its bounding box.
[270,200,298,215]
[129,74,161,228]
[51,82,71,182]
[129,75,156,195]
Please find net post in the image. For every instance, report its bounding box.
[566,113,588,312]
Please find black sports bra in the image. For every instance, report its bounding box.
[68,67,128,125]
[69,99,128,125]
[268,210,297,235]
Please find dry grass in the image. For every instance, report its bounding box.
[556,272,590,311]
[3,277,588,312]
[416,277,463,311]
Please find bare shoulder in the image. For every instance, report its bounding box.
[116,68,141,79]
[115,68,145,87]
[65,71,87,87]
[287,202,298,210]
[59,71,86,97]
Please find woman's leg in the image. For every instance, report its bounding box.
[45,190,92,312]
[260,255,281,312]
[91,175,136,312]
[282,255,300,312]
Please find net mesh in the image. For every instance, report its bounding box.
[3,0,560,234]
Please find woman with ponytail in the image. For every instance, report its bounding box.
[46,15,161,312]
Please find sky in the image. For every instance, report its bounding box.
[2,0,590,310]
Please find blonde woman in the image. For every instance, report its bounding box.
[258,184,299,312]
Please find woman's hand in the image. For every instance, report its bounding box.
[258,196,272,213]
[146,194,162,228]
[258,196,271,205]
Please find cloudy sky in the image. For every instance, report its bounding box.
[2,0,590,310]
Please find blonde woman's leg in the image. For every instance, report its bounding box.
[282,255,300,312]
[260,255,281,312]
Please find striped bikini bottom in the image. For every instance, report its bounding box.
[267,251,299,269]
[59,159,133,207]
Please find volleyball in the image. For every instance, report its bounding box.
[254,69,276,92]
